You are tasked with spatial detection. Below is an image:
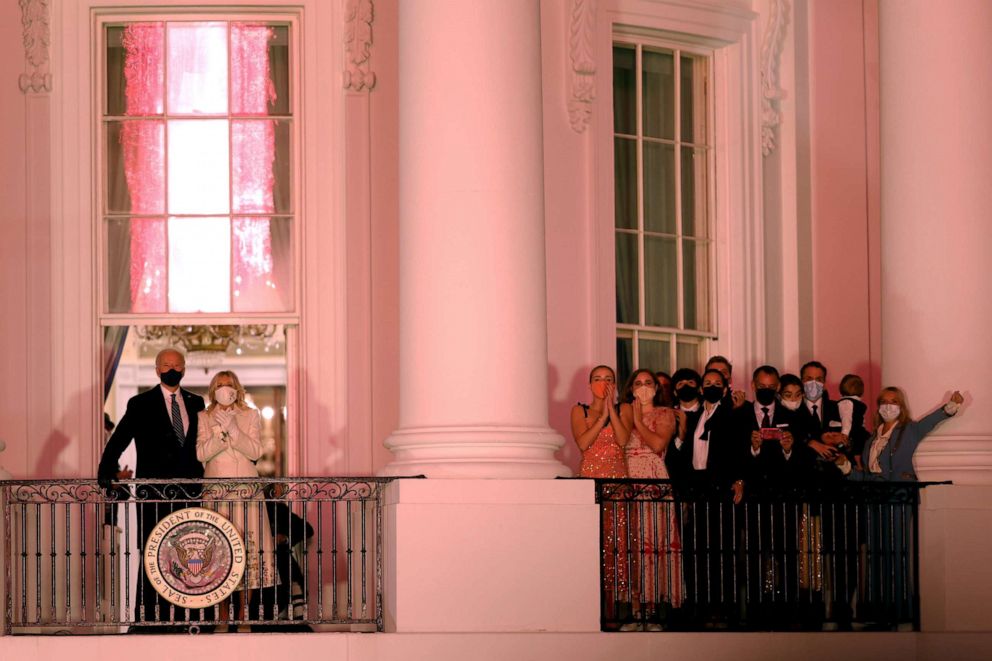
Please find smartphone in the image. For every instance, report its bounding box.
[759,427,782,441]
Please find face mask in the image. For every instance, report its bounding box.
[590,381,608,399]
[634,385,656,405]
[676,386,698,403]
[781,399,802,411]
[803,380,824,402]
[160,369,183,388]
[702,385,724,404]
[215,386,237,407]
[755,388,777,406]
[879,404,901,422]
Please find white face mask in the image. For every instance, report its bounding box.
[879,403,901,422]
[803,380,824,402]
[781,399,802,411]
[634,385,656,405]
[215,386,238,407]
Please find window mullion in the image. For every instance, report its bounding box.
[674,49,685,334]
[635,45,647,332]
[163,23,171,313]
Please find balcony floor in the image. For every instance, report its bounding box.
[3,630,992,661]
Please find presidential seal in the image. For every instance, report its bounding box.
[143,507,246,609]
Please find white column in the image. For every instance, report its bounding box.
[382,0,568,478]
[879,0,992,485]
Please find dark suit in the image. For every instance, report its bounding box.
[732,402,797,486]
[667,402,743,618]
[98,386,204,625]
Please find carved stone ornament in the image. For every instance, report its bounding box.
[760,0,789,156]
[19,0,52,93]
[343,0,376,91]
[568,0,596,133]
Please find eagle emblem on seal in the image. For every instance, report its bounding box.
[170,531,216,586]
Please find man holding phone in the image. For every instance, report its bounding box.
[732,365,798,482]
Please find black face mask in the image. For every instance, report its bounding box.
[676,386,699,403]
[702,386,724,404]
[160,369,184,388]
[755,388,777,406]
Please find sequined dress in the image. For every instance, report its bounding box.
[576,403,629,622]
[626,407,683,609]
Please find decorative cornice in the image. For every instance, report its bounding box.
[568,0,596,133]
[343,0,376,92]
[760,0,789,157]
[19,0,52,94]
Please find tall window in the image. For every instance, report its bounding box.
[613,38,713,378]
[102,21,294,315]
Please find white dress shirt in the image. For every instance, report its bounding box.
[837,396,860,437]
[691,401,720,471]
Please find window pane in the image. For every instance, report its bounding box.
[615,232,639,324]
[616,335,633,386]
[231,24,290,116]
[638,336,671,374]
[681,54,706,144]
[109,23,165,116]
[681,147,707,238]
[644,236,677,327]
[683,238,710,331]
[642,50,674,140]
[167,23,228,115]
[676,337,702,372]
[613,46,636,135]
[614,137,637,230]
[167,119,230,214]
[168,216,231,313]
[106,217,167,314]
[644,142,676,234]
[232,120,291,214]
[107,120,166,214]
[233,217,293,312]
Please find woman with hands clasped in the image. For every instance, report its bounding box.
[619,369,683,627]
[197,370,277,624]
[836,389,965,481]
[571,365,630,478]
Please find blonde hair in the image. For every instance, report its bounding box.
[206,370,248,412]
[874,386,911,429]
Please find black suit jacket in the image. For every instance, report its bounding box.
[668,402,743,488]
[98,386,205,483]
[732,401,798,482]
[793,396,840,444]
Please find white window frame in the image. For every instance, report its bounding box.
[593,0,765,377]
[49,0,350,476]
[96,16,301,320]
[612,36,717,374]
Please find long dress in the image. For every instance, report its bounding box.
[196,406,277,591]
[625,407,683,610]
[577,404,629,623]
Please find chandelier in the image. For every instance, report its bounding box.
[134,325,280,372]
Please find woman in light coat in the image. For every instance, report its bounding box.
[197,370,276,621]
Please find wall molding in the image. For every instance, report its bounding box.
[568,0,596,133]
[343,0,376,91]
[19,0,52,93]
[760,0,789,156]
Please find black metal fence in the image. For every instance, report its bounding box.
[596,479,930,632]
[1,477,392,634]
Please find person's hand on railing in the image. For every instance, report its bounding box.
[732,479,744,505]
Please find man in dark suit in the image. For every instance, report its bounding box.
[98,348,205,629]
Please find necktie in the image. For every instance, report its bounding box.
[761,406,771,429]
[171,393,185,446]
[810,404,821,436]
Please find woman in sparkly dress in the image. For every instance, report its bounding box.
[619,369,683,628]
[571,365,630,627]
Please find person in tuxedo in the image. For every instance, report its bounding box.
[667,369,744,622]
[794,361,844,463]
[98,348,205,629]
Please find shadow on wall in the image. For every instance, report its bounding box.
[35,387,96,478]
[550,365,591,475]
